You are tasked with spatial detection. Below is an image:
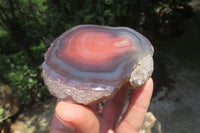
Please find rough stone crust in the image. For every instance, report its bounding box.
[43,70,125,105]
[129,55,153,89]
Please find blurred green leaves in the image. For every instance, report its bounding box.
[0,106,8,123]
[0,50,49,105]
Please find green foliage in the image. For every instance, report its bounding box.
[0,0,48,55]
[45,0,191,36]
[0,106,8,123]
[31,42,47,63]
[0,51,49,105]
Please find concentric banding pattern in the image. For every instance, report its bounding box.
[43,25,153,91]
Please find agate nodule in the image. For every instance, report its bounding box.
[42,25,154,105]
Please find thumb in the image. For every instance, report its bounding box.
[55,102,99,133]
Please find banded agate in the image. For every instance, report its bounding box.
[42,25,154,105]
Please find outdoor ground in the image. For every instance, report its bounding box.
[10,98,56,133]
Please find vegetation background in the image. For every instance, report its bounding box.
[1,0,199,132]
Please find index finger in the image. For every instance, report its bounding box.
[116,78,153,133]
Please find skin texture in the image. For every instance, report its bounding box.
[50,78,153,133]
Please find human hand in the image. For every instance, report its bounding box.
[50,78,153,133]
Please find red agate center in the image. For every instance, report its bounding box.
[59,30,136,65]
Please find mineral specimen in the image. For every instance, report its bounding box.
[42,25,154,105]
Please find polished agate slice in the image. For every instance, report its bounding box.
[42,25,154,105]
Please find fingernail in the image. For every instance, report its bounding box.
[55,113,76,132]
[107,129,115,133]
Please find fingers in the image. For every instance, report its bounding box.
[55,102,99,133]
[101,84,129,129]
[49,113,67,133]
[51,78,153,133]
[116,78,153,133]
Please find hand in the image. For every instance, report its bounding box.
[50,78,153,133]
